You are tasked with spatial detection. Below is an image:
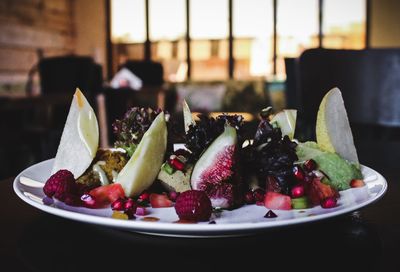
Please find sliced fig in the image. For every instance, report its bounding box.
[190,125,237,191]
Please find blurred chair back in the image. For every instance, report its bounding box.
[121,60,164,87]
[294,48,400,140]
[38,55,103,101]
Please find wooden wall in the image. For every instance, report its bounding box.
[0,0,75,95]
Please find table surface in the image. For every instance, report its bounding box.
[2,143,400,272]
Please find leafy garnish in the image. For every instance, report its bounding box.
[241,116,298,195]
[112,107,161,157]
[185,113,244,159]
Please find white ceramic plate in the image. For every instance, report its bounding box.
[13,159,387,237]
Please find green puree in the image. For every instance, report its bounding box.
[296,142,363,190]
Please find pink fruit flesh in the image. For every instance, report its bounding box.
[264,192,292,210]
[196,145,235,189]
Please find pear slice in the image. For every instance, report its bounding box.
[182,99,195,133]
[52,88,99,178]
[316,87,359,163]
[270,109,297,139]
[116,112,168,197]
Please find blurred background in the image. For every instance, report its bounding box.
[1,0,400,179]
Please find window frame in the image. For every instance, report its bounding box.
[106,0,370,80]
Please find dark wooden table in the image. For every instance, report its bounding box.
[1,142,400,272]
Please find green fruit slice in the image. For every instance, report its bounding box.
[291,196,309,209]
[182,99,195,133]
[270,109,297,139]
[116,112,168,197]
[316,87,359,163]
[52,88,99,178]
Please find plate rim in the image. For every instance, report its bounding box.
[13,159,388,236]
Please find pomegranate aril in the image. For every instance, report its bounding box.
[244,191,255,204]
[124,198,136,211]
[111,198,126,211]
[169,158,185,171]
[138,191,150,202]
[303,159,317,172]
[291,185,305,198]
[293,166,305,181]
[321,197,337,209]
[125,207,137,219]
[350,179,365,188]
[168,191,180,202]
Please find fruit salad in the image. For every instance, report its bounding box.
[43,87,366,223]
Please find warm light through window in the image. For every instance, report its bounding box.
[111,0,146,43]
[233,0,274,79]
[323,0,366,49]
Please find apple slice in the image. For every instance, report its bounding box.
[182,99,195,133]
[316,87,359,163]
[52,88,99,178]
[270,109,297,139]
[116,112,168,197]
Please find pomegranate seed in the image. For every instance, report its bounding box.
[169,158,185,171]
[303,159,317,172]
[264,210,278,218]
[111,198,126,211]
[125,207,136,219]
[321,197,337,209]
[350,179,365,188]
[168,191,180,202]
[253,188,265,202]
[81,194,97,209]
[138,191,150,202]
[291,185,305,198]
[293,166,305,181]
[135,206,147,216]
[124,198,136,211]
[244,191,255,204]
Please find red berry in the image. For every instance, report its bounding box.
[169,158,185,171]
[253,188,265,202]
[175,190,212,222]
[321,197,337,209]
[350,179,365,188]
[293,166,305,181]
[138,191,150,202]
[291,185,305,198]
[124,198,136,211]
[244,191,255,204]
[111,198,126,211]
[43,170,77,201]
[303,159,317,172]
[168,191,180,202]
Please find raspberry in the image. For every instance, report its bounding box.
[175,190,212,222]
[43,170,78,202]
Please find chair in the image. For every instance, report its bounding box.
[38,55,103,100]
[120,60,164,87]
[288,48,400,141]
[29,55,104,159]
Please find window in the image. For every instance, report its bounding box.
[277,0,319,78]
[109,0,368,81]
[233,0,274,79]
[323,0,366,49]
[190,0,229,80]
[149,0,187,82]
[111,0,146,73]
